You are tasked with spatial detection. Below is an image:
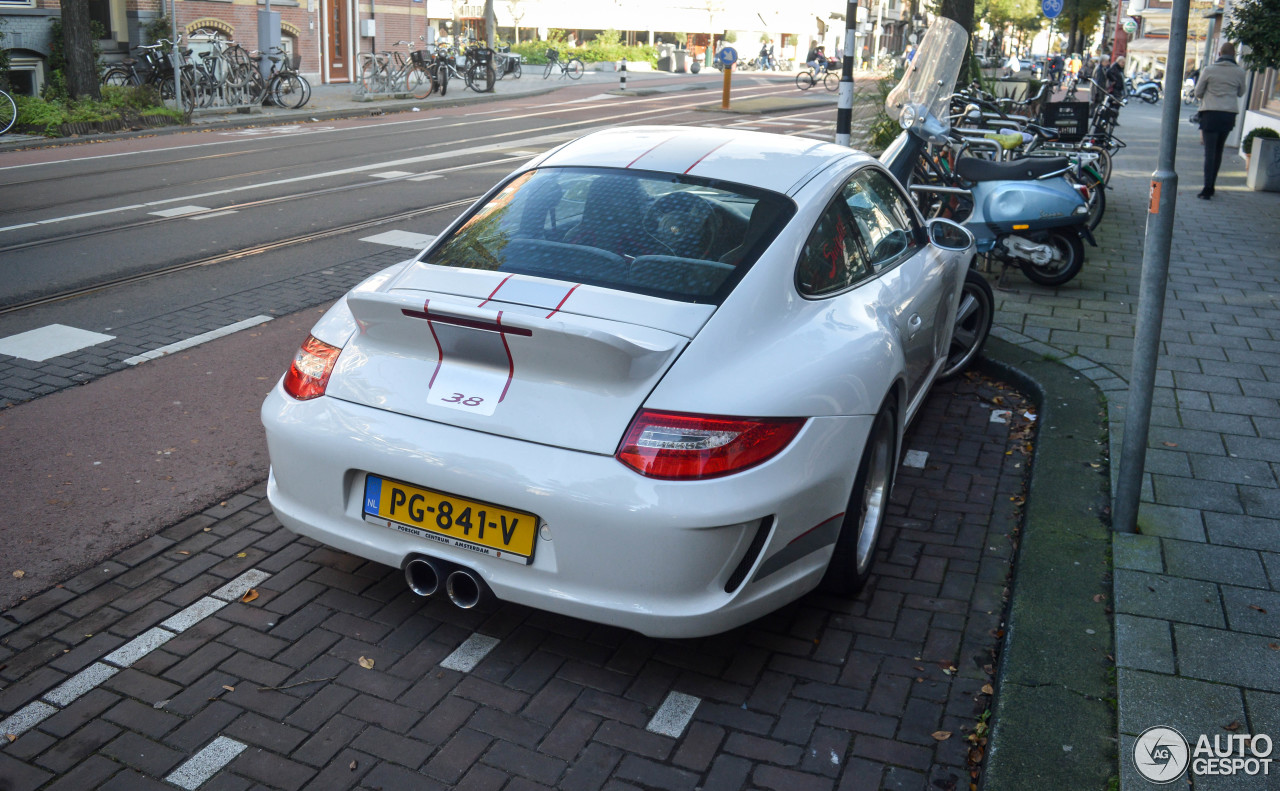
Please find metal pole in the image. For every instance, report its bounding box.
[620,56,627,91]
[1113,0,1192,533]
[170,0,181,113]
[834,0,857,146]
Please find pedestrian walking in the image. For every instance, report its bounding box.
[1193,42,1247,199]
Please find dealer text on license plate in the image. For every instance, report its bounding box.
[362,475,537,564]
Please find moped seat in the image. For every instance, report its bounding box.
[955,156,1069,182]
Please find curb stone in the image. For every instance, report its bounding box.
[977,336,1117,790]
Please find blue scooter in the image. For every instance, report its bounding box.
[879,19,1095,286]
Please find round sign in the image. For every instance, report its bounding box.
[716,46,738,67]
[1122,17,1138,34]
[1042,0,1063,19]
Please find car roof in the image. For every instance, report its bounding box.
[535,126,867,196]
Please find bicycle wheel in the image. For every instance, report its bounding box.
[407,65,433,99]
[438,67,449,96]
[0,90,15,135]
[566,59,584,79]
[543,61,554,79]
[274,74,309,108]
[1083,145,1112,184]
[512,61,522,79]
[823,71,839,91]
[102,67,135,87]
[359,59,381,93]
[795,71,814,91]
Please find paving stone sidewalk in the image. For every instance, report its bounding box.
[0,374,1031,790]
[990,99,1280,789]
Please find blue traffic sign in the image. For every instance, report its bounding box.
[716,46,738,67]
[1042,0,1063,18]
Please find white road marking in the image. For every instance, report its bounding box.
[220,125,336,136]
[646,691,700,738]
[122,315,273,366]
[360,231,437,249]
[440,634,500,672]
[189,210,240,221]
[148,205,211,218]
[105,627,177,667]
[166,736,249,790]
[43,662,119,706]
[0,324,115,362]
[408,173,443,182]
[902,449,930,469]
[212,569,273,601]
[369,170,417,179]
[0,702,57,740]
[161,599,227,633]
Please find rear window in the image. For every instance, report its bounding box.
[423,167,794,304]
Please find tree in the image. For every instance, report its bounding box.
[937,0,976,81]
[59,0,100,100]
[1225,0,1280,71]
[484,0,495,47]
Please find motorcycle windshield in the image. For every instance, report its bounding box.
[885,18,968,127]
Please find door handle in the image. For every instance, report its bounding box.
[907,313,923,338]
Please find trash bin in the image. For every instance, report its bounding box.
[657,43,675,72]
[674,50,688,73]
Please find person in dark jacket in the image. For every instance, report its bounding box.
[1193,42,1248,199]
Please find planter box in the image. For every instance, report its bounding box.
[1246,137,1280,192]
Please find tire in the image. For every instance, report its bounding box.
[482,65,496,92]
[823,71,839,91]
[820,403,897,596]
[0,91,15,135]
[512,61,522,79]
[407,66,433,99]
[938,268,994,380]
[359,60,381,94]
[566,59,584,79]
[795,71,813,91]
[1083,177,1106,231]
[1083,144,1112,184]
[275,74,309,108]
[543,61,554,79]
[438,68,448,96]
[1018,229,1085,286]
[102,67,135,87]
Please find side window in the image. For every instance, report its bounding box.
[796,200,872,296]
[844,168,922,271]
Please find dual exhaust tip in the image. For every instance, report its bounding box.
[404,556,489,609]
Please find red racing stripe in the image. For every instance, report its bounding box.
[683,141,730,175]
[497,311,515,403]
[478,274,513,308]
[545,284,581,318]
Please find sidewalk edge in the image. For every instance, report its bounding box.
[977,336,1117,790]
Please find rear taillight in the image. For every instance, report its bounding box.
[282,335,341,400]
[616,410,804,480]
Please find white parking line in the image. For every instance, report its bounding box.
[0,702,57,739]
[646,691,700,738]
[360,230,436,249]
[166,736,249,790]
[440,634,500,672]
[122,315,273,366]
[0,324,116,362]
[212,569,272,601]
[369,171,418,179]
[105,627,177,667]
[148,205,211,218]
[43,662,119,707]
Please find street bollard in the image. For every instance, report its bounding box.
[722,63,731,109]
[620,57,627,91]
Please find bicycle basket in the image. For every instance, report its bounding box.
[545,48,558,60]
[290,53,302,71]
[411,49,428,66]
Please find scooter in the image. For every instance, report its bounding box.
[880,19,1095,287]
[1126,74,1161,103]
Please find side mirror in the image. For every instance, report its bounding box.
[927,218,975,251]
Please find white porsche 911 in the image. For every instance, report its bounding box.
[261,125,992,638]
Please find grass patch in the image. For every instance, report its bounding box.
[14,85,184,137]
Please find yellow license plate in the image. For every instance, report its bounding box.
[362,475,538,564]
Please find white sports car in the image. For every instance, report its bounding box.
[261,126,992,638]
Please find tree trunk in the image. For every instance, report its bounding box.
[483,0,495,48]
[939,0,975,83]
[61,0,101,100]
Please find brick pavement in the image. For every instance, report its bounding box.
[0,373,1032,790]
[990,98,1280,788]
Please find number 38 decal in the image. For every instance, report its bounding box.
[441,393,485,407]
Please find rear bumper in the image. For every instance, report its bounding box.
[261,384,874,638]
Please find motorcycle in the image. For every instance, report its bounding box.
[1126,74,1161,104]
[880,18,1095,286]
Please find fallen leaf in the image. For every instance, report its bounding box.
[11,570,23,579]
[1268,643,1280,651]
[349,760,358,770]
[241,589,259,604]
[1092,594,1107,603]
[981,684,994,695]
[358,656,375,670]
[1162,441,1178,447]
[5,735,14,743]
[932,731,953,741]
[176,550,190,556]
[236,552,247,558]
[1249,604,1268,614]
[222,685,235,692]
[1224,721,1242,732]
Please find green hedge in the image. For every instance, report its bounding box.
[15,85,184,136]
[507,39,658,67]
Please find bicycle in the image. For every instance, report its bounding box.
[795,60,837,91]
[493,47,522,80]
[463,45,497,93]
[542,49,584,80]
[248,47,312,108]
[101,40,176,90]
[357,41,417,96]
[1,88,15,135]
